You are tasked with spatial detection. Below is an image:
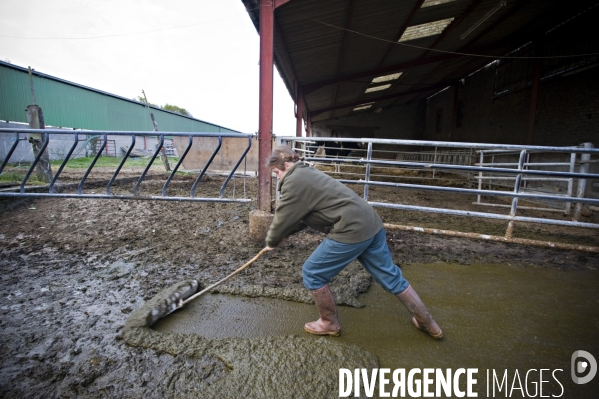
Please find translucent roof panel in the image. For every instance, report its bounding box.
[398,18,455,42]
[372,72,403,83]
[365,84,392,93]
[353,102,375,111]
[421,0,456,8]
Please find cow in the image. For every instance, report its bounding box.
[306,141,326,155]
[306,140,364,159]
[338,141,361,158]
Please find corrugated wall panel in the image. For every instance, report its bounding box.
[0,61,240,133]
[0,66,32,122]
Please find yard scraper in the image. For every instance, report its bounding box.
[147,248,269,326]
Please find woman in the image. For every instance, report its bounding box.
[264,145,442,339]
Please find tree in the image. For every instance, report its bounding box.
[163,104,192,117]
[133,96,193,117]
[134,95,159,108]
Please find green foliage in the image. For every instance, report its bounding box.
[49,156,179,169]
[134,96,159,107]
[133,96,192,117]
[163,104,192,117]
[0,168,48,185]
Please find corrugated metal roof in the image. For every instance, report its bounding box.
[0,61,240,133]
[242,0,597,121]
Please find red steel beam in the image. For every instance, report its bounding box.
[258,0,275,212]
[295,86,304,138]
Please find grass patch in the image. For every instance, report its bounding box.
[0,171,26,183]
[1,156,181,185]
[0,169,48,185]
[49,156,179,169]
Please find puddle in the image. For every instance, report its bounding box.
[153,263,599,397]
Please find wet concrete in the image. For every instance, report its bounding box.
[148,263,599,398]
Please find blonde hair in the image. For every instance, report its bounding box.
[268,145,302,170]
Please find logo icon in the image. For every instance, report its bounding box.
[571,350,597,384]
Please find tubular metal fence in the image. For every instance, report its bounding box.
[0,128,254,203]
[473,147,589,215]
[278,136,599,252]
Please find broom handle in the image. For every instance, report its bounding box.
[180,247,269,306]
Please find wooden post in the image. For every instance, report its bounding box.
[26,67,53,183]
[26,105,53,182]
[142,90,170,172]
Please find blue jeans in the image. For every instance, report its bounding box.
[302,229,409,295]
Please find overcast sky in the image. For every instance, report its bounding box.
[0,0,297,134]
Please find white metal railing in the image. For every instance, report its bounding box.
[278,136,599,252]
[473,148,586,215]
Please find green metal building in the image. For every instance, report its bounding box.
[0,60,239,134]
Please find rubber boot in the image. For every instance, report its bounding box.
[304,284,341,336]
[396,285,443,339]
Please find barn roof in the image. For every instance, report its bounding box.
[242,0,598,123]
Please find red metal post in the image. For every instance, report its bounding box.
[258,0,275,212]
[295,87,303,138]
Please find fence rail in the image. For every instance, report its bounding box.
[0,128,254,203]
[473,148,583,214]
[278,136,599,252]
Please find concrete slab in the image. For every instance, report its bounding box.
[172,136,259,173]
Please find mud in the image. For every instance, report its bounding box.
[152,264,599,397]
[0,169,598,397]
[123,280,378,397]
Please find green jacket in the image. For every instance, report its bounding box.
[266,162,383,247]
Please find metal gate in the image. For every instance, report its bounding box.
[0,128,254,203]
[278,136,599,253]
